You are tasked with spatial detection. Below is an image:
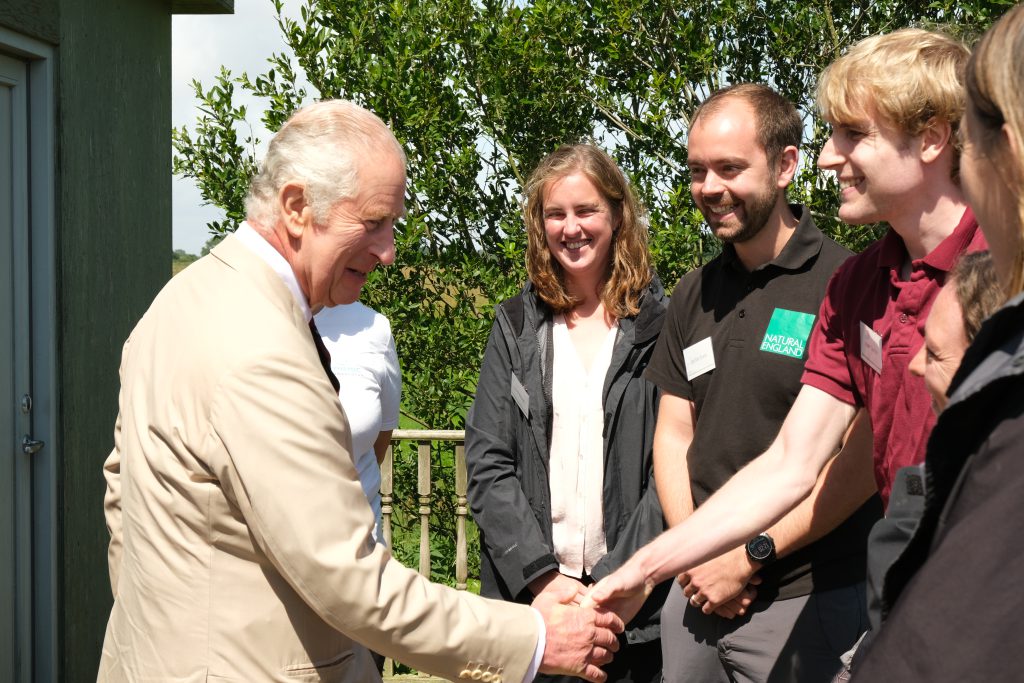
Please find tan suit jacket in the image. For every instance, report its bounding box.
[99,235,537,682]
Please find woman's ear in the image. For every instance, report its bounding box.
[1004,123,1021,172]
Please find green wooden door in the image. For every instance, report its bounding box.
[0,50,33,683]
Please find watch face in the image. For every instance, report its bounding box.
[748,536,774,561]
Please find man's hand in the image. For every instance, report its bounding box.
[678,546,762,618]
[580,561,653,627]
[529,570,587,606]
[533,589,624,683]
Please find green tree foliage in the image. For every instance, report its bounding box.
[200,233,226,256]
[173,0,1011,586]
[172,249,199,276]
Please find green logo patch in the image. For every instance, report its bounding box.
[760,308,816,359]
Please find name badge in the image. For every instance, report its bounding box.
[860,322,883,374]
[510,374,530,418]
[683,337,716,381]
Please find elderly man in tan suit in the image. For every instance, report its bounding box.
[99,100,623,683]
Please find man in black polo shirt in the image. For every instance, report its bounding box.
[646,84,882,681]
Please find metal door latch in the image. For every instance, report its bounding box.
[22,436,44,455]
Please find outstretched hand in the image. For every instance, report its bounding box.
[533,585,624,683]
[580,562,653,628]
[529,570,587,606]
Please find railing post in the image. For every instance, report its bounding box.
[383,430,467,680]
[380,443,395,681]
[455,443,468,591]
[417,439,432,578]
[381,443,393,550]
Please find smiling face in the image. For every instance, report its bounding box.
[300,152,406,308]
[817,109,927,227]
[908,284,970,414]
[542,172,617,292]
[687,98,785,243]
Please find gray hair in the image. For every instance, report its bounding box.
[245,100,407,227]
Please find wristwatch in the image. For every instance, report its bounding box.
[745,532,776,565]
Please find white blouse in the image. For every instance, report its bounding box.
[548,316,618,577]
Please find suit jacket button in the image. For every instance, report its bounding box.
[472,669,484,680]
[459,670,472,679]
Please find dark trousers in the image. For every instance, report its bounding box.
[660,581,867,683]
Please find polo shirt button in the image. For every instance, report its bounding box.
[899,313,909,323]
[738,309,746,318]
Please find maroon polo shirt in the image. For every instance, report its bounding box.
[801,208,987,507]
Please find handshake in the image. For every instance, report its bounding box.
[531,569,655,683]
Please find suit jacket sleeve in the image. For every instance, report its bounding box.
[206,342,538,682]
[466,316,558,599]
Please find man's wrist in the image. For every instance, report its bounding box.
[734,545,762,575]
[524,608,546,683]
[633,545,665,589]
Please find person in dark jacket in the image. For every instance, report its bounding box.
[851,5,1024,680]
[466,144,668,683]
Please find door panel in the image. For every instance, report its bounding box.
[0,51,32,683]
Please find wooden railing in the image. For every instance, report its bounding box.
[380,429,468,681]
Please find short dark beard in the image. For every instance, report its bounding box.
[709,179,780,244]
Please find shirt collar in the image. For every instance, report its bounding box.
[923,206,979,272]
[721,203,823,274]
[878,206,979,273]
[235,221,313,322]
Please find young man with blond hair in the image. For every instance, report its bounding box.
[586,30,988,667]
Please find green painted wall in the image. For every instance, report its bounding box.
[2,0,233,679]
[0,0,58,44]
[56,0,171,680]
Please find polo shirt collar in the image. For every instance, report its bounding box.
[721,203,822,274]
[923,206,978,271]
[877,206,978,274]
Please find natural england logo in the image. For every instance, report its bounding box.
[760,308,816,359]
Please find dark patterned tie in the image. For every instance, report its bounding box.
[308,319,341,393]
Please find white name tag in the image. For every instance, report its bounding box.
[859,322,883,374]
[684,337,716,381]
